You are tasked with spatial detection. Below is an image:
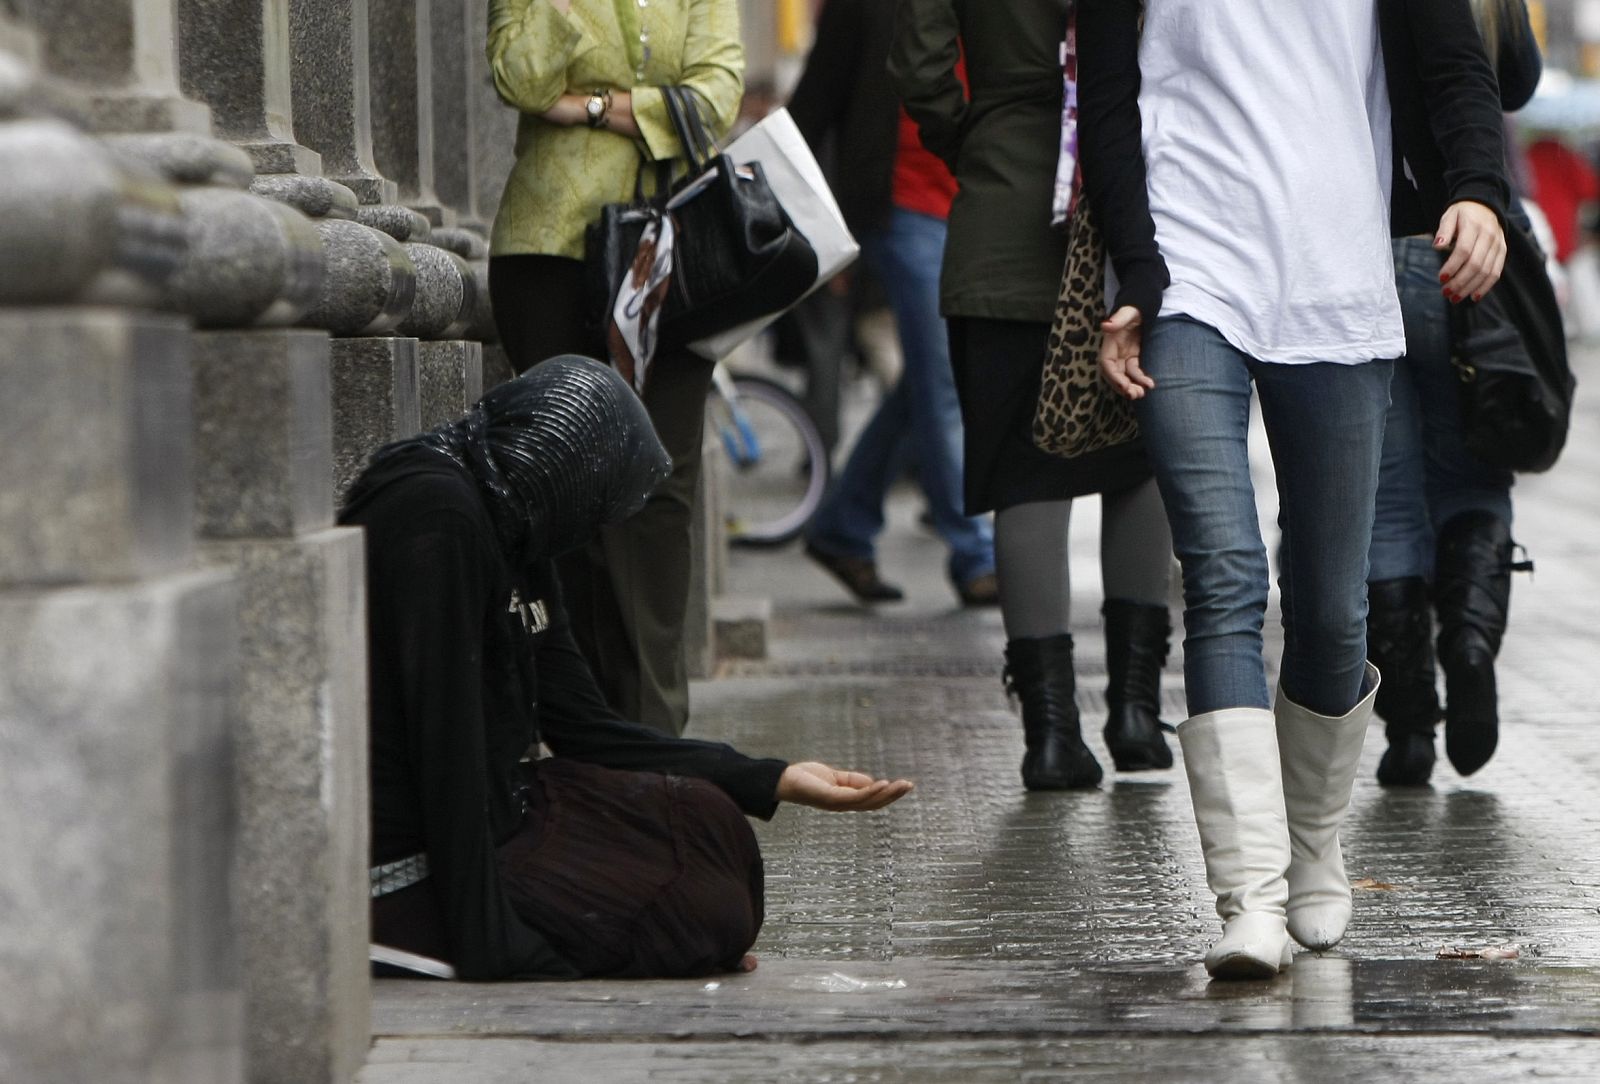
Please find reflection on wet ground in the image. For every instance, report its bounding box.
[363,362,1600,1081]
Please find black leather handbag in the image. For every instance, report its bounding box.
[1450,221,1574,474]
[586,86,818,351]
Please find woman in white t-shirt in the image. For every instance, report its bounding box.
[1078,0,1509,979]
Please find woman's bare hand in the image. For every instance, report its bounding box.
[776,762,914,812]
[1099,305,1155,400]
[1436,200,1506,303]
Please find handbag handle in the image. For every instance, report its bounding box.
[662,86,717,174]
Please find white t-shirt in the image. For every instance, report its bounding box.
[1138,0,1405,364]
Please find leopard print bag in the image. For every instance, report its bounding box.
[1032,197,1140,459]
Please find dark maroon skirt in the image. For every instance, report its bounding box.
[374,759,764,979]
[495,759,764,978]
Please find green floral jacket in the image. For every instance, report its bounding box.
[486,0,745,259]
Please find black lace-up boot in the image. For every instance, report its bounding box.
[1101,601,1175,771]
[1003,634,1103,790]
[1366,577,1441,786]
[1434,511,1525,777]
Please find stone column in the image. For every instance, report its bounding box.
[189,327,371,1084]
[429,0,478,226]
[16,0,211,132]
[0,305,244,1082]
[288,0,397,203]
[331,336,421,499]
[367,0,448,223]
[177,0,322,174]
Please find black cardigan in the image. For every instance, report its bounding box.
[1078,0,1514,323]
[341,452,787,980]
[786,0,900,236]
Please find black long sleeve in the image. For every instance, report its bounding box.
[1407,0,1511,218]
[1076,0,1168,322]
[534,574,787,819]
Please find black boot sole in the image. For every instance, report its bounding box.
[1106,736,1175,772]
[1022,748,1103,790]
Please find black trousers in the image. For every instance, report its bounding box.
[490,254,712,734]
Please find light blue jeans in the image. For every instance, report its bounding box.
[1368,237,1515,582]
[805,209,995,585]
[1137,317,1393,717]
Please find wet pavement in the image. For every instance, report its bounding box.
[360,355,1600,1082]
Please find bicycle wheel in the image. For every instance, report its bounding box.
[716,375,830,548]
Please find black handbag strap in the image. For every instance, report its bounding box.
[630,159,672,203]
[662,85,717,173]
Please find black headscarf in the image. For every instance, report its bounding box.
[344,355,671,563]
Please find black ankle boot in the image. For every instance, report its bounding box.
[1367,577,1440,786]
[1101,601,1174,771]
[1433,511,1523,777]
[1003,634,1103,790]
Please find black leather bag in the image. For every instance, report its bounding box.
[1450,221,1575,474]
[586,87,818,350]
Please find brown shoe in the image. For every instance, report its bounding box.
[956,572,1000,608]
[804,543,905,603]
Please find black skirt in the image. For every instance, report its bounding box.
[947,316,1151,515]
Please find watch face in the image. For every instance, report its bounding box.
[587,96,604,123]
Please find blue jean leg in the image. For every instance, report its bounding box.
[1369,237,1515,582]
[1258,356,1393,715]
[1136,318,1273,715]
[1139,317,1391,717]
[806,210,994,584]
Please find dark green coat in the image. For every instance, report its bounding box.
[889,0,1068,323]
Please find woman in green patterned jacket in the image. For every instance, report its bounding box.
[485,0,744,737]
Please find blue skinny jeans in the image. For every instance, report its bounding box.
[1137,316,1393,717]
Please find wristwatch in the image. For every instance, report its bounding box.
[584,89,611,129]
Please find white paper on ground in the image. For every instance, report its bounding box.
[370,942,457,980]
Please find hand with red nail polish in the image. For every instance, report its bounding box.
[1433,201,1506,302]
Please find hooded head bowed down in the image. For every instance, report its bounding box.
[351,355,671,562]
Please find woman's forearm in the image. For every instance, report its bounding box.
[538,90,642,138]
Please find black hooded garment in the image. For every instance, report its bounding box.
[340,358,787,980]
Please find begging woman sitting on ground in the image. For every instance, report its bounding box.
[342,355,914,980]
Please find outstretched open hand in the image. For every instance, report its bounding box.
[776,762,914,812]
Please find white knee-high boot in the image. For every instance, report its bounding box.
[1276,663,1381,951]
[1178,707,1293,979]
